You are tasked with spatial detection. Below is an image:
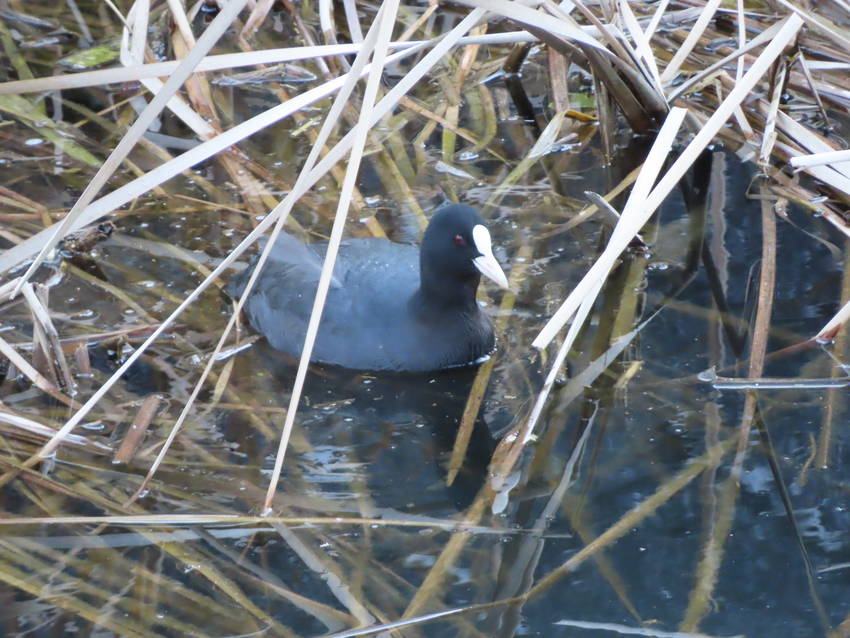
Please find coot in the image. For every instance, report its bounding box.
[227,204,509,372]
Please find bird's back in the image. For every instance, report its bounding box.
[231,236,419,370]
[229,233,495,371]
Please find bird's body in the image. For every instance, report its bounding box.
[228,204,508,372]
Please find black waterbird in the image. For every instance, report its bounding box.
[227,204,509,372]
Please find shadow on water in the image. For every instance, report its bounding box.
[223,343,500,514]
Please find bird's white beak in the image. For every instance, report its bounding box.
[471,225,509,290]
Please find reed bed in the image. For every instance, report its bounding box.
[0,0,849,636]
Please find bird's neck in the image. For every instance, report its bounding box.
[414,267,481,315]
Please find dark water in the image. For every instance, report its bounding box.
[1,22,850,638]
[5,145,850,637]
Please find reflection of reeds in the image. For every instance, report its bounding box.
[0,0,849,635]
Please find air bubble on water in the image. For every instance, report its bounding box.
[697,367,717,382]
[72,309,96,320]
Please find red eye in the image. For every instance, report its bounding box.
[453,234,466,246]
